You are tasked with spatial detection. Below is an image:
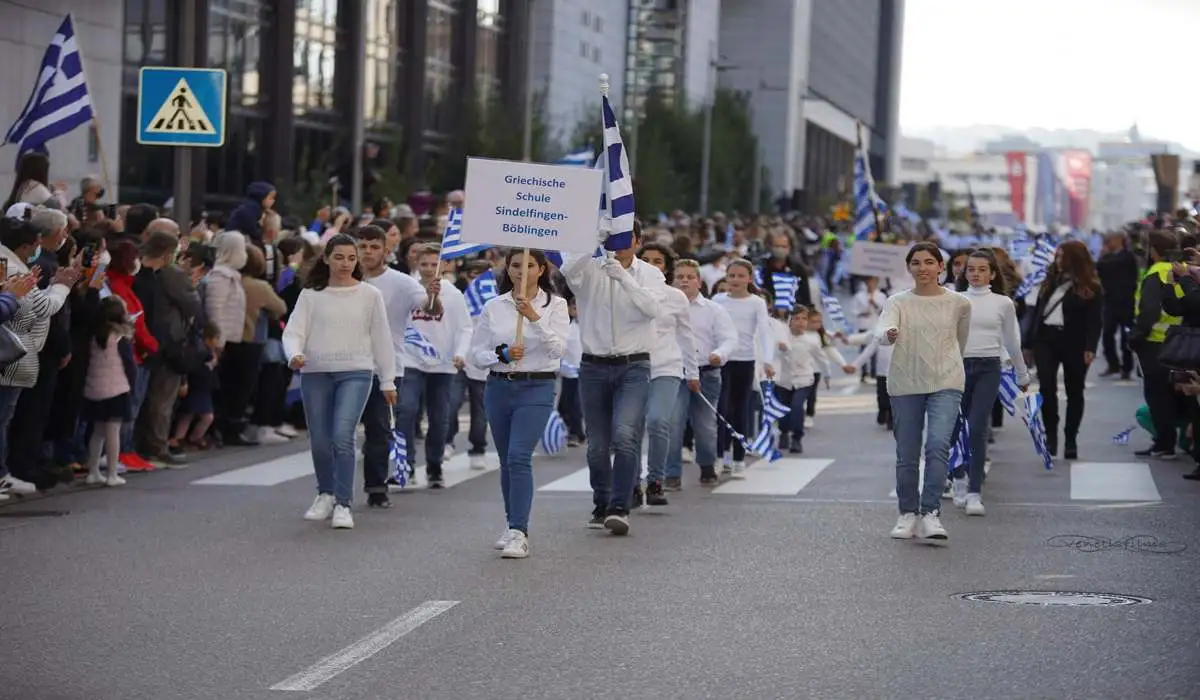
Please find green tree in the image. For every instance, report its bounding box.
[428,92,553,192]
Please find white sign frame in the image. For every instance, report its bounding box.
[461,157,603,255]
[848,241,910,279]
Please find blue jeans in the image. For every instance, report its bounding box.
[396,368,456,476]
[667,370,721,477]
[361,375,402,494]
[300,370,374,506]
[0,386,22,478]
[581,359,650,512]
[485,377,555,533]
[644,376,683,483]
[776,384,814,440]
[890,388,962,515]
[952,358,1002,493]
[121,364,150,453]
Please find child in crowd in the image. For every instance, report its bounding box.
[82,297,137,487]
[558,295,585,446]
[804,307,829,424]
[170,322,222,451]
[775,308,854,453]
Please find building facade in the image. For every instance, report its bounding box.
[717,0,904,211]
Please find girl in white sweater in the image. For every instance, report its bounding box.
[950,249,1031,516]
[876,242,971,543]
[283,234,398,530]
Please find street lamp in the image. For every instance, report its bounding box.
[699,48,737,216]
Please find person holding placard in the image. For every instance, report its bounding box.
[562,222,665,535]
[470,249,569,559]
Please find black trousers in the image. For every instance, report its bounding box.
[8,352,59,486]
[217,341,263,437]
[1101,303,1134,376]
[717,360,756,461]
[1033,328,1088,440]
[252,362,290,428]
[558,376,585,440]
[360,375,400,494]
[1137,343,1182,452]
[806,374,820,417]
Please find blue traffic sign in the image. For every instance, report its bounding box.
[136,67,227,147]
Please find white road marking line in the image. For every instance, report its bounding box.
[1070,462,1161,502]
[395,452,499,491]
[712,458,834,495]
[538,467,592,492]
[192,452,312,486]
[269,600,459,692]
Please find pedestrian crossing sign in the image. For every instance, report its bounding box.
[136,67,227,147]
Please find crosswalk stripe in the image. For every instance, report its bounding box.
[1069,462,1161,502]
[712,458,834,495]
[192,451,499,489]
[538,467,591,492]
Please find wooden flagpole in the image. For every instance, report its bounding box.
[513,247,531,346]
[69,13,113,199]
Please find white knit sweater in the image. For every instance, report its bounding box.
[874,288,971,397]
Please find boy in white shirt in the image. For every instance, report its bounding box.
[775,309,854,453]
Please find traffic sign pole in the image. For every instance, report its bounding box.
[172,0,197,230]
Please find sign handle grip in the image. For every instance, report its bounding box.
[514,247,530,346]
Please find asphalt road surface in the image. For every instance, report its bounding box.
[2,372,1197,700]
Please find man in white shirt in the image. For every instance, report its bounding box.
[562,222,664,534]
[356,226,439,506]
[667,259,737,486]
[396,243,473,488]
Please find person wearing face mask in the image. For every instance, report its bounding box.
[759,231,819,312]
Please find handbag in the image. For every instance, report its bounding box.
[1159,324,1200,370]
[0,324,28,371]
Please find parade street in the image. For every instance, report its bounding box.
[1,373,1197,700]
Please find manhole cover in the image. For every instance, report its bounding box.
[953,591,1152,607]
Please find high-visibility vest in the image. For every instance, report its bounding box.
[1134,261,1184,343]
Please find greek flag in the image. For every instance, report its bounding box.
[4,15,94,154]
[894,200,921,224]
[753,266,764,288]
[541,411,568,454]
[772,272,799,311]
[1021,392,1055,471]
[404,326,438,359]
[600,92,635,251]
[997,367,1021,416]
[724,223,735,249]
[556,148,594,166]
[949,411,971,471]
[1013,239,1056,298]
[853,147,888,240]
[464,269,497,317]
[440,208,489,260]
[389,428,411,486]
[1112,426,1134,446]
[749,382,790,462]
[820,294,854,333]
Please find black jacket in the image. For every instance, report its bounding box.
[1096,249,1138,312]
[1161,274,1200,328]
[1022,283,1104,353]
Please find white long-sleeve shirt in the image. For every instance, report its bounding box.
[758,316,789,384]
[463,315,489,382]
[560,321,583,378]
[650,285,699,380]
[282,282,397,391]
[844,330,892,377]
[851,287,887,331]
[778,330,847,390]
[961,285,1031,385]
[562,255,664,356]
[363,267,430,379]
[469,289,570,374]
[685,292,738,368]
[402,282,473,375]
[874,288,971,397]
[712,292,775,366]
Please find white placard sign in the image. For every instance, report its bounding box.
[848,241,910,279]
[461,157,603,254]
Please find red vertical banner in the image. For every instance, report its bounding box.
[1005,152,1027,223]
[1062,151,1092,228]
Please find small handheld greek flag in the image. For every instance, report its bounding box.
[749,382,790,462]
[997,367,1021,416]
[1112,426,1134,446]
[541,411,568,454]
[4,15,93,154]
[440,208,489,260]
[464,269,497,317]
[388,415,411,486]
[949,411,971,470]
[1013,239,1056,298]
[1021,392,1054,470]
[404,326,438,359]
[820,294,854,333]
[773,273,798,311]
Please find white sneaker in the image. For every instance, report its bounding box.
[469,455,487,471]
[331,505,354,529]
[0,491,7,501]
[729,461,746,480]
[304,494,336,521]
[941,479,954,500]
[276,423,299,438]
[890,513,919,539]
[682,447,694,464]
[804,417,814,429]
[257,426,290,445]
[85,472,105,486]
[918,513,948,541]
[983,458,992,475]
[964,493,986,516]
[500,529,529,558]
[444,444,456,462]
[951,478,968,508]
[105,475,126,487]
[0,475,38,495]
[494,528,515,550]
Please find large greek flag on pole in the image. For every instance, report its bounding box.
[853,146,887,240]
[600,92,635,251]
[4,15,93,155]
[556,148,594,166]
